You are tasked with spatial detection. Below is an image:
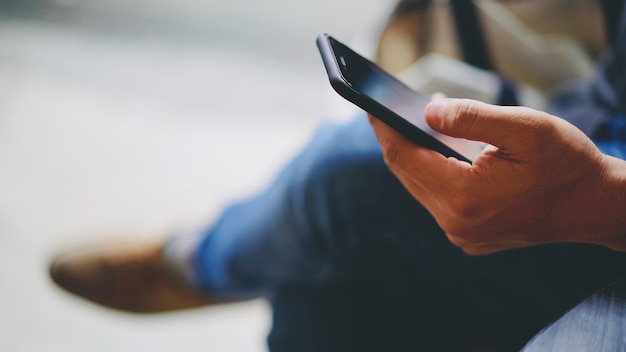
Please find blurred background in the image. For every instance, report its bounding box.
[0,0,394,350]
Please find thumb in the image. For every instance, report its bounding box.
[425,98,552,148]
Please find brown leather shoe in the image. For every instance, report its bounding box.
[49,240,213,313]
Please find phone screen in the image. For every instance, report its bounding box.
[331,37,431,129]
[326,36,485,162]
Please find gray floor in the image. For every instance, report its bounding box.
[0,0,394,350]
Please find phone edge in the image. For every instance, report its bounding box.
[315,34,472,163]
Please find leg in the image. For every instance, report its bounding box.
[181,115,626,350]
[50,114,436,313]
[50,114,626,351]
[188,115,449,296]
[266,248,626,351]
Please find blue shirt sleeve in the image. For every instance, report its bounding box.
[550,1,626,140]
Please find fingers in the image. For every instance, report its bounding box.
[425,98,554,150]
[446,233,534,256]
[368,114,469,195]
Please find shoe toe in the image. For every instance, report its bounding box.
[49,243,154,311]
[48,241,212,313]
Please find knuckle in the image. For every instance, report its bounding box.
[448,197,485,221]
[521,109,559,150]
[439,216,469,241]
[462,246,493,256]
[441,202,492,236]
[445,232,482,255]
[446,233,460,246]
[446,99,481,135]
[445,231,490,256]
[381,141,404,167]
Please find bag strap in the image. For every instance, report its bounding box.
[600,0,625,47]
[448,0,518,105]
[449,0,624,67]
[448,0,492,71]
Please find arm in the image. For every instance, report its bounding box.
[369,98,626,255]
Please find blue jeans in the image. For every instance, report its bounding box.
[175,115,626,351]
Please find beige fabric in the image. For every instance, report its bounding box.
[377,0,606,92]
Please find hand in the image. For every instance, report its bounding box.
[369,98,626,255]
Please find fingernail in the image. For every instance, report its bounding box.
[426,99,447,127]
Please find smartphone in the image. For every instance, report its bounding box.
[316,33,485,163]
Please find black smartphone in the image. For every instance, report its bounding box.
[316,33,485,163]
